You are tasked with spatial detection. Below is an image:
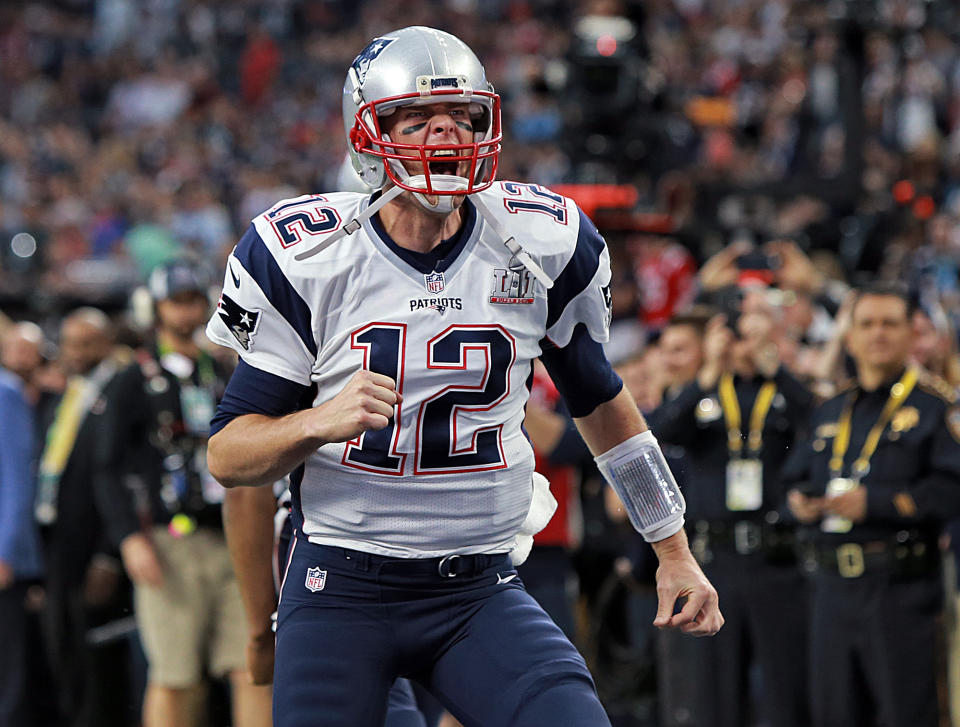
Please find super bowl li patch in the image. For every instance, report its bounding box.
[305,567,327,592]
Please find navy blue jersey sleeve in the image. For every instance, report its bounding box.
[210,359,314,436]
[544,206,612,348]
[540,323,622,418]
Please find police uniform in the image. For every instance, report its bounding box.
[648,367,813,727]
[781,367,960,727]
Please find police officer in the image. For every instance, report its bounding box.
[649,292,812,727]
[95,260,271,727]
[784,282,960,727]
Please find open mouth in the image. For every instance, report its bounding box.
[427,150,461,175]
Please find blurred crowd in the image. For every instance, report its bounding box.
[6,0,960,726]
[3,0,960,322]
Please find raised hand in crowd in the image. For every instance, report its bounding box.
[697,314,734,389]
[765,239,824,295]
[809,289,857,390]
[697,240,752,292]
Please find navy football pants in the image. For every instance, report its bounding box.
[275,537,610,727]
[275,514,430,727]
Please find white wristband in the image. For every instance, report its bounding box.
[595,430,686,542]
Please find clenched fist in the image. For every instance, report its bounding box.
[309,369,402,444]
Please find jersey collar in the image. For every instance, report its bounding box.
[363,195,480,282]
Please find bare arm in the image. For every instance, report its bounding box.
[573,385,648,453]
[811,290,855,387]
[223,485,279,685]
[523,397,568,454]
[208,370,401,487]
[574,387,723,636]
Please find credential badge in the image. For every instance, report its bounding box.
[305,567,327,592]
[425,271,445,294]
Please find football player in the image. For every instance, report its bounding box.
[207,26,721,727]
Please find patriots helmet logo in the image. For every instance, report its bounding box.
[351,36,396,86]
[217,293,261,351]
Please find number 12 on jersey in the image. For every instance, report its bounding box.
[343,323,516,475]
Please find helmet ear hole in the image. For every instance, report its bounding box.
[349,125,367,152]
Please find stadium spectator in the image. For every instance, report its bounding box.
[0,354,43,727]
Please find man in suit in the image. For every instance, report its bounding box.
[35,308,134,727]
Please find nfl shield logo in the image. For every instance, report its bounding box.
[305,567,326,592]
[424,271,445,294]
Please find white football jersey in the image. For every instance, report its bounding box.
[207,182,612,557]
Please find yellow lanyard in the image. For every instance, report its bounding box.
[718,373,777,458]
[830,367,918,479]
[38,376,88,479]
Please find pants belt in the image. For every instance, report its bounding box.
[332,546,507,578]
[693,520,795,557]
[802,538,937,579]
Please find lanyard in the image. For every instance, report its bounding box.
[718,373,777,458]
[830,367,918,479]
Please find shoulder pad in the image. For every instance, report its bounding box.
[473,181,590,276]
[252,192,369,262]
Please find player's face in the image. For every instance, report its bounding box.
[846,294,912,372]
[380,102,475,179]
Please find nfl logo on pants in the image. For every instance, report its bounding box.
[305,567,326,592]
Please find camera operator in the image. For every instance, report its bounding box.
[95,261,271,727]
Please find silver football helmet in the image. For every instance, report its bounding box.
[342,26,501,213]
